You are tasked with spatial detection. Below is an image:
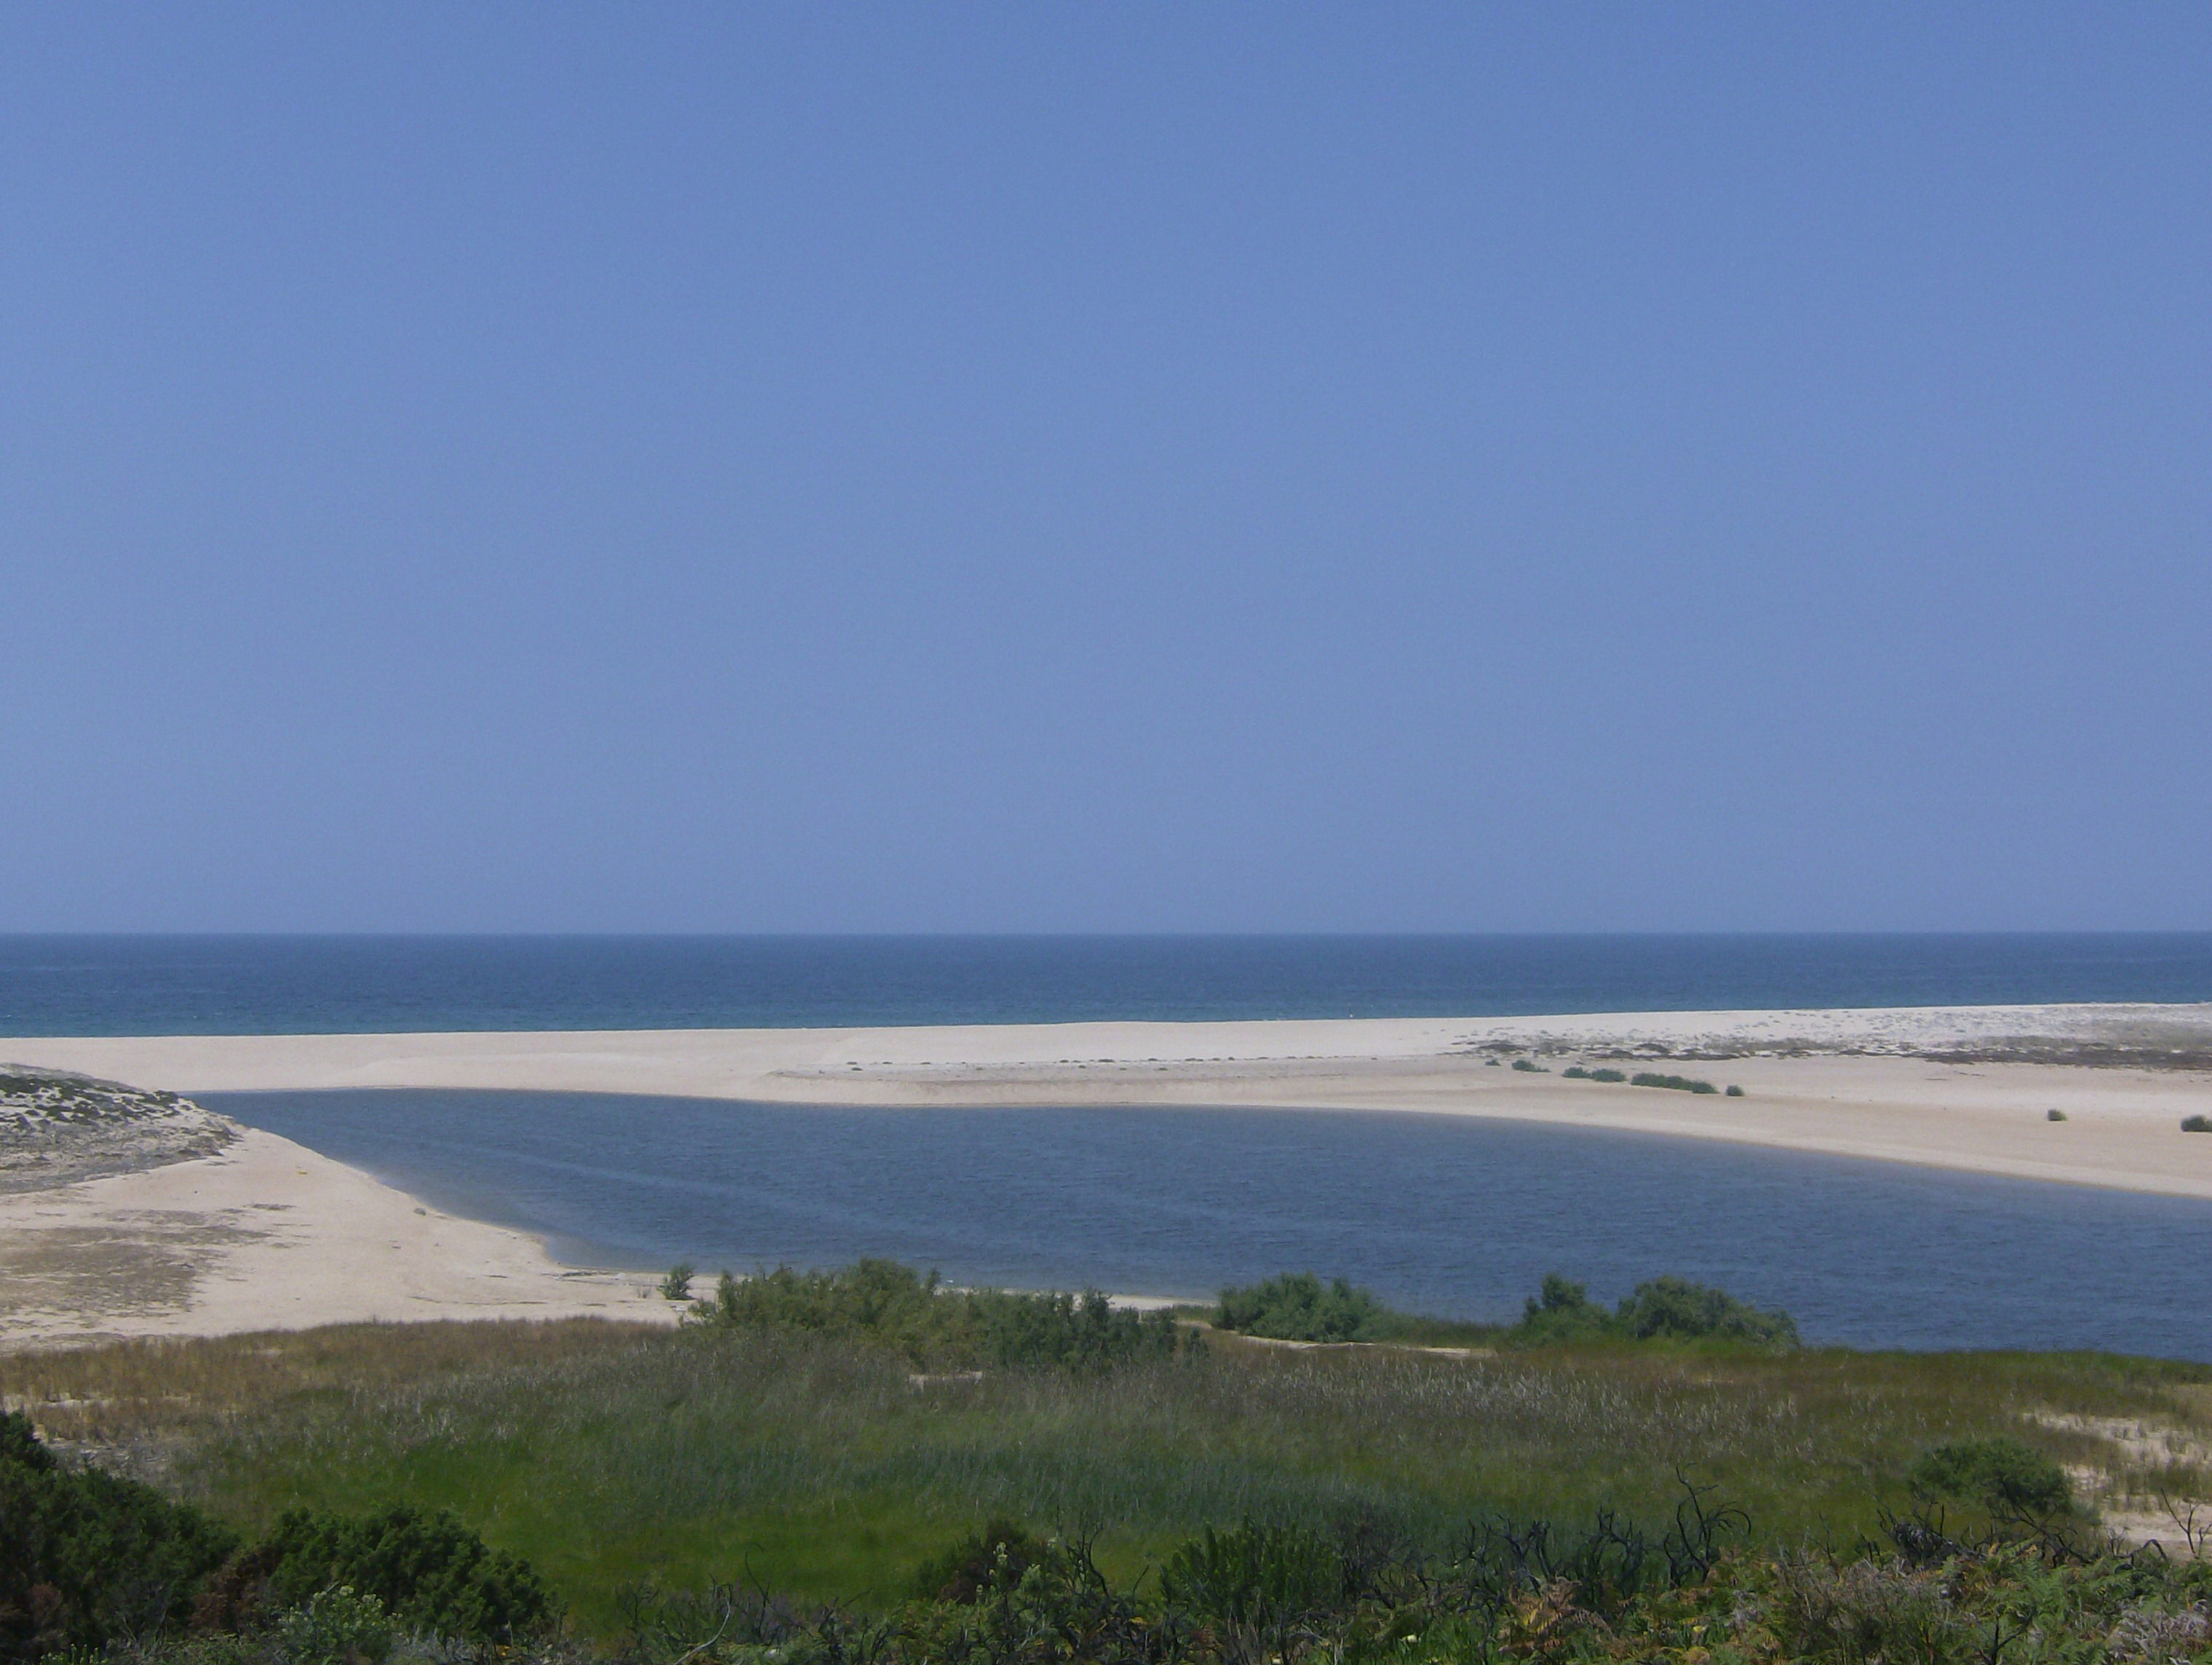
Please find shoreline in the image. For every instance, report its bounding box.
[9,1001,2212,1196]
[4,1003,2210,1348]
[0,1122,675,1351]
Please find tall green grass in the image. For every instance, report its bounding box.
[9,1322,2207,1631]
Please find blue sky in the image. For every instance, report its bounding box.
[4,6,2207,932]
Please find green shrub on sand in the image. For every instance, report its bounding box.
[1910,1436,2073,1519]
[1631,1071,1720,1094]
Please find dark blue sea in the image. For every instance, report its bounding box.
[208,1091,2212,1359]
[6,933,2212,1035]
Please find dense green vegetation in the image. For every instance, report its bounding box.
[7,1255,2211,1665]
[0,1410,235,1655]
[0,1414,539,1658]
[1561,1066,1628,1084]
[1214,1273,1382,1342]
[10,1385,2212,1665]
[11,1312,2208,1633]
[1508,1275,1800,1348]
[693,1259,1192,1371]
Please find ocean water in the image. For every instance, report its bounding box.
[210,1090,2212,1359]
[8,933,2212,1035]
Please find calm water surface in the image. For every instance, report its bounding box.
[12,934,2212,1034]
[208,1091,2212,1359]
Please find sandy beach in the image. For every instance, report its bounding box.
[0,1117,672,1349]
[5,1001,2210,1346]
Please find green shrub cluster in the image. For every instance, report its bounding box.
[246,1505,554,1637]
[1909,1436,2074,1519]
[1214,1273,1382,1342]
[2182,1113,2211,1133]
[1509,1273,1799,1348]
[1509,1059,1548,1073]
[0,1410,236,1656]
[0,1413,553,1660]
[1561,1066,1627,1083]
[695,1258,1191,1371]
[1630,1072,1720,1094]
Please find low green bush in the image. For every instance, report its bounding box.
[0,1410,236,1657]
[272,1584,396,1665]
[1630,1072,1719,1094]
[1909,1436,2072,1519]
[1511,1058,1548,1073]
[1507,1274,1799,1348]
[1725,1084,1746,1097]
[1158,1519,1343,1637]
[2182,1113,2212,1133]
[251,1503,556,1640]
[696,1258,1189,1372]
[1510,1274,1620,1344]
[1215,1272,1379,1342]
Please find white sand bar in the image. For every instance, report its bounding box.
[12,1001,2212,1197]
[6,1004,2211,1348]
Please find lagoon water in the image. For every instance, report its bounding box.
[209,1090,2212,1360]
[9,933,2212,1035]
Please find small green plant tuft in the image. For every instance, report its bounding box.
[1511,1057,1548,1073]
[2047,1108,2068,1122]
[912,1519,1046,1602]
[2182,1113,2212,1133]
[659,1263,694,1301]
[1159,1518,1343,1637]
[275,1585,396,1665]
[1725,1084,1746,1097]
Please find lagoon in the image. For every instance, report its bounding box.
[207,1089,2212,1359]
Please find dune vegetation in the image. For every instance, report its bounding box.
[5,1265,2211,1663]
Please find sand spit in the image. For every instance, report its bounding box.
[10,1002,2212,1198]
[3,1004,2210,1347]
[0,1105,672,1351]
